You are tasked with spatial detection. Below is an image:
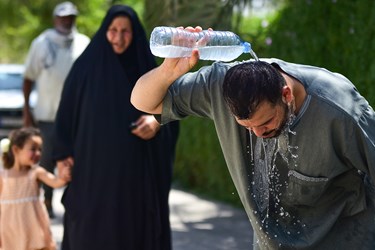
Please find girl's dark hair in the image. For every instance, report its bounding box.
[222,61,286,120]
[1,127,41,169]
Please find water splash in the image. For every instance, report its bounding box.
[251,109,297,213]
[249,108,304,248]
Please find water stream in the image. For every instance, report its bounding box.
[250,49,259,61]
[249,108,306,248]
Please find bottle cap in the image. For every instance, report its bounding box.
[242,42,251,53]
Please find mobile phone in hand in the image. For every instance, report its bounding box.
[129,122,138,130]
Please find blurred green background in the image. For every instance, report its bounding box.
[1,0,374,207]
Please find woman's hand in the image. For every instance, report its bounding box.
[57,156,74,182]
[130,115,161,140]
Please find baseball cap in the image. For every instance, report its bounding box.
[53,1,78,17]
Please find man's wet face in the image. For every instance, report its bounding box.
[235,101,289,139]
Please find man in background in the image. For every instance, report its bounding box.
[22,1,90,218]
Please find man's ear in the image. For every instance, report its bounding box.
[281,86,293,104]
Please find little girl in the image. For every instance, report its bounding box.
[0,127,70,250]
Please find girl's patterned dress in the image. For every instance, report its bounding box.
[0,166,56,250]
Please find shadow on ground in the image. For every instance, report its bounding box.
[51,188,254,250]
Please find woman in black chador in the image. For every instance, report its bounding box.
[53,5,179,250]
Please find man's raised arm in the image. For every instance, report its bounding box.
[131,26,202,114]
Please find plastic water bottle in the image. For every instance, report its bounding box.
[150,26,258,62]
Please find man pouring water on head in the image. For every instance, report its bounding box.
[131,26,375,249]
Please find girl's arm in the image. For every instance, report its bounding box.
[35,166,68,189]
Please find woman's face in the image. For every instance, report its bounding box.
[106,16,133,54]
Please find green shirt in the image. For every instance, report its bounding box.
[160,58,375,249]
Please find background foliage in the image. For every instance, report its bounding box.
[1,0,374,207]
[261,0,375,106]
[0,0,142,63]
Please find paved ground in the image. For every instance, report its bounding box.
[51,188,254,250]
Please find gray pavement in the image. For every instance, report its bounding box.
[51,188,254,250]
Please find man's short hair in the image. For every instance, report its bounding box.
[223,61,286,120]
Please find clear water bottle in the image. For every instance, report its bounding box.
[150,26,257,62]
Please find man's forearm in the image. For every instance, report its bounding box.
[23,78,34,107]
[131,64,177,114]
[131,50,200,114]
[22,78,35,126]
